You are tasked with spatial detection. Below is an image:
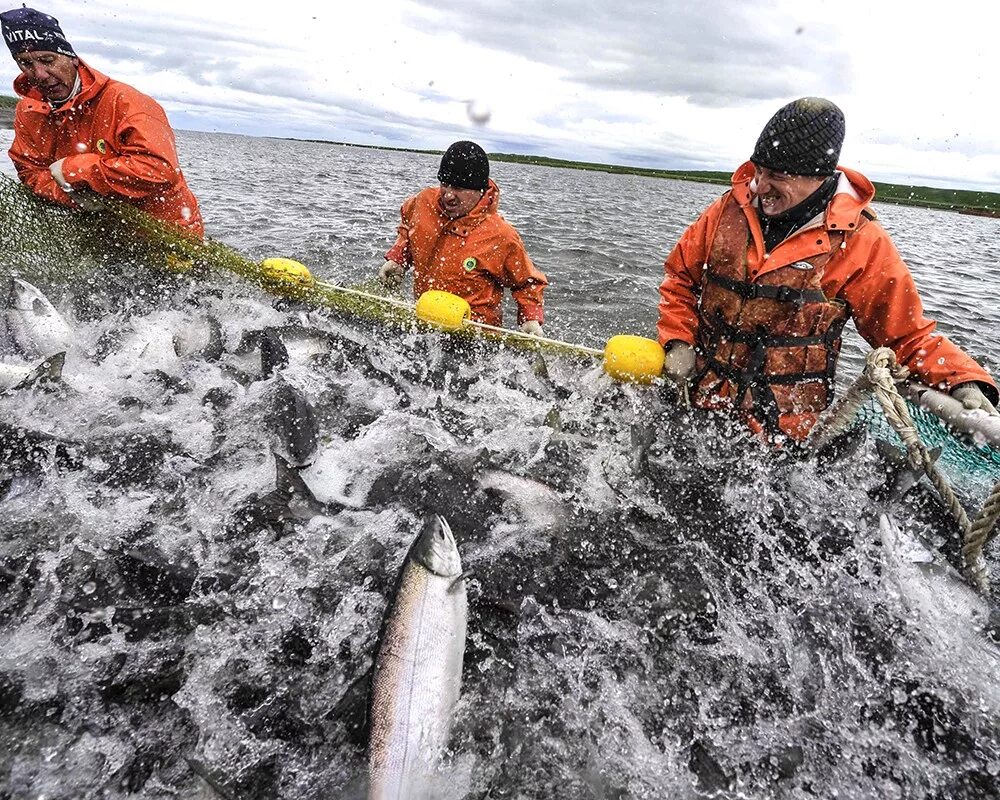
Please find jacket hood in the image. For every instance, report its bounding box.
[13,58,108,113]
[729,160,876,231]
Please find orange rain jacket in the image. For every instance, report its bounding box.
[385,181,546,327]
[658,161,998,440]
[8,59,203,237]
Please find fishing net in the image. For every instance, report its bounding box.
[857,394,1000,488]
[4,173,1000,487]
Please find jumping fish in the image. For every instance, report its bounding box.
[0,351,65,393]
[6,277,77,358]
[367,514,467,799]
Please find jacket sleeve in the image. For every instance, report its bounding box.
[384,196,415,266]
[501,232,547,325]
[56,106,183,200]
[839,226,998,402]
[657,198,726,346]
[8,107,76,207]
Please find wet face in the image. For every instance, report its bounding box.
[753,165,825,217]
[13,50,78,102]
[438,184,484,219]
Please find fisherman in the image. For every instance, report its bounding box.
[657,97,999,442]
[377,140,547,333]
[1,6,203,237]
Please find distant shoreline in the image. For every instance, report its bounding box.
[293,138,1000,218]
[0,90,994,216]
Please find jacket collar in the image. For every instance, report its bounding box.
[13,58,109,114]
[730,160,876,232]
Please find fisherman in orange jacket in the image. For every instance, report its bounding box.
[378,141,547,332]
[2,6,203,237]
[657,97,998,442]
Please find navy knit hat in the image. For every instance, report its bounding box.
[437,141,489,191]
[751,97,845,176]
[1,6,75,58]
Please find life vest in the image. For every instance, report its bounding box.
[691,196,871,441]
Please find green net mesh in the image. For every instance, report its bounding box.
[856,395,1000,489]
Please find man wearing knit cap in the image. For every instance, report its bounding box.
[657,97,998,442]
[1,6,203,237]
[378,141,547,333]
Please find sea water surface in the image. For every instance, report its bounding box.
[1,128,1000,799]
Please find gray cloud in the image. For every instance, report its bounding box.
[405,0,851,106]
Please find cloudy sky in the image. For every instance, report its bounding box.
[5,1,999,190]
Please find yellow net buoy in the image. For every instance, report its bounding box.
[603,335,665,384]
[415,290,471,332]
[260,257,315,298]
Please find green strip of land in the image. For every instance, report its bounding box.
[2,95,993,217]
[489,153,1000,217]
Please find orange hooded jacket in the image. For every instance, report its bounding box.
[658,161,997,436]
[385,181,546,327]
[8,59,203,237]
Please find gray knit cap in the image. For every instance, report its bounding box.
[751,97,845,176]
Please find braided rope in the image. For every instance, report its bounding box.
[967,481,1000,556]
[865,348,989,592]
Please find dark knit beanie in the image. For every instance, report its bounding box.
[751,97,845,176]
[1,6,74,58]
[437,141,489,191]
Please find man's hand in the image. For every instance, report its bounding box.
[662,340,696,386]
[49,158,72,191]
[519,320,543,336]
[378,260,406,288]
[951,382,1000,416]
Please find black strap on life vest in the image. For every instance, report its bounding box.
[695,311,849,435]
[705,272,828,305]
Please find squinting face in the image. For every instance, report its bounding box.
[753,166,825,217]
[13,50,78,102]
[438,184,484,219]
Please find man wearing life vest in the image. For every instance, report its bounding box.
[657,97,998,442]
[1,7,203,237]
[378,141,547,333]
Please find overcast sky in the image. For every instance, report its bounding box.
[5,1,1000,191]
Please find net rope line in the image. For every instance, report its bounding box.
[7,180,999,585]
[810,347,1000,594]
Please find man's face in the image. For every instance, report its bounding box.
[438,183,483,219]
[753,165,825,217]
[13,49,78,102]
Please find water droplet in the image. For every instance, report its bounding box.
[466,99,491,126]
[75,141,87,153]
[82,581,97,595]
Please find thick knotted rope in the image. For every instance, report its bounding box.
[810,348,998,593]
[865,349,990,592]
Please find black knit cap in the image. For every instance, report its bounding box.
[751,97,845,176]
[437,141,489,191]
[1,6,74,58]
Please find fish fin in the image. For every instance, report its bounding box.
[14,351,65,389]
[449,570,473,593]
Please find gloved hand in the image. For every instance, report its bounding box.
[951,382,1000,416]
[662,340,696,385]
[378,260,406,288]
[519,320,543,336]
[49,158,72,191]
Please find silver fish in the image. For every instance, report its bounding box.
[878,514,1000,709]
[0,351,65,392]
[6,277,76,358]
[367,514,467,800]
